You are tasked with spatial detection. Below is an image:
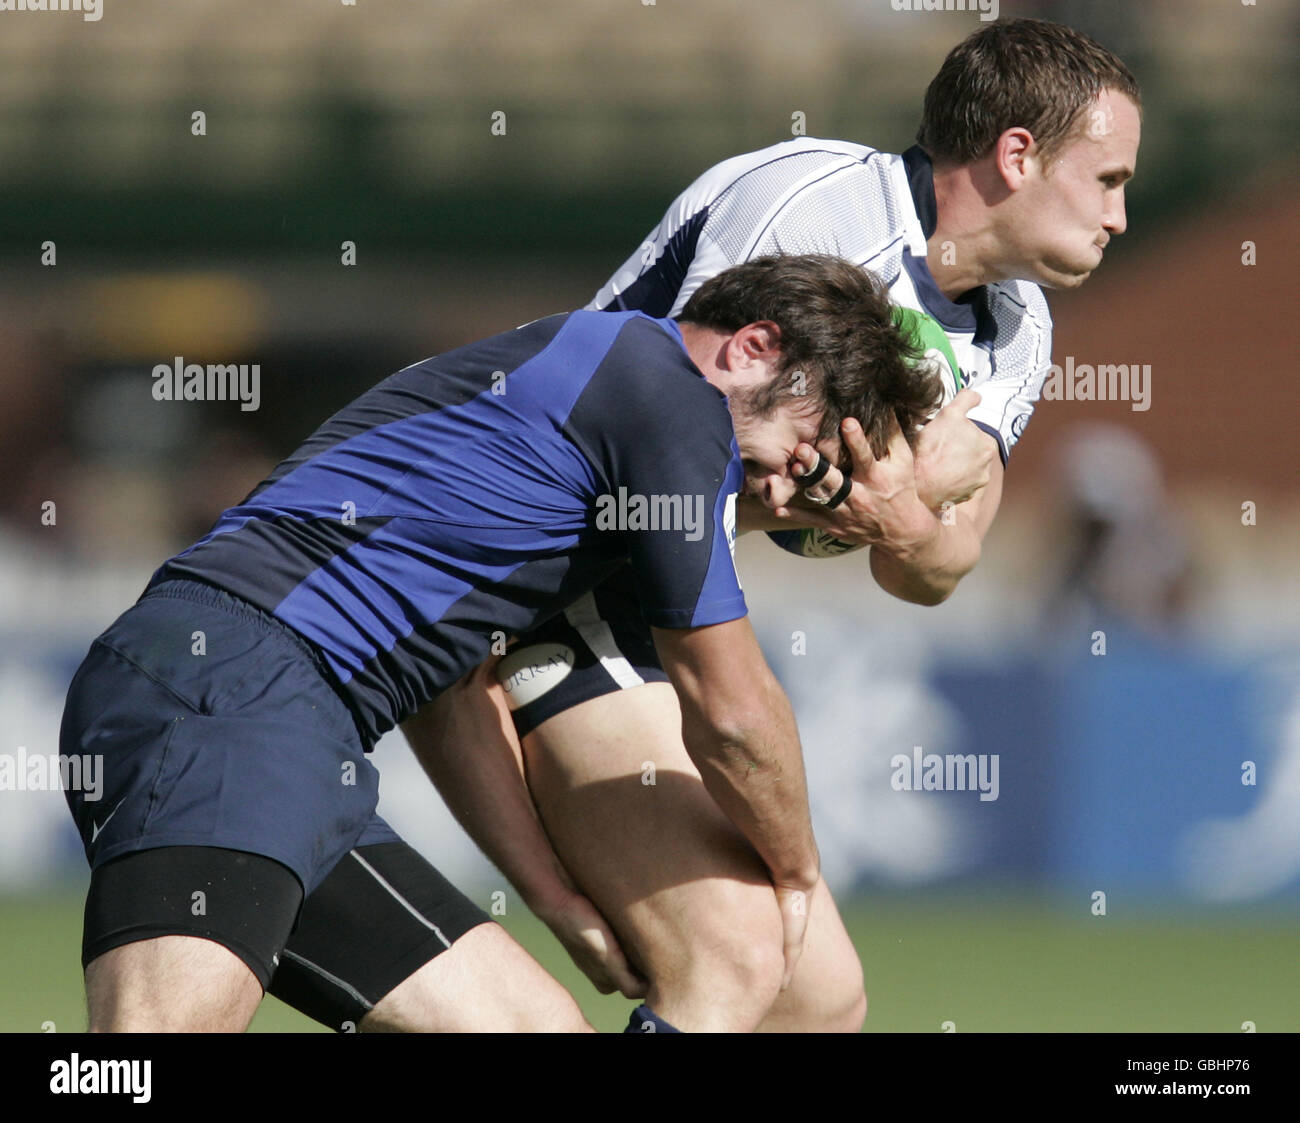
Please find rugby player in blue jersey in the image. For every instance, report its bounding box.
[60,254,940,1031]
[400,18,1142,1032]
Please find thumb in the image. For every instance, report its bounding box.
[605,942,649,1000]
[776,885,811,990]
[947,388,983,416]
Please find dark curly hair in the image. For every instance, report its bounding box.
[678,254,938,461]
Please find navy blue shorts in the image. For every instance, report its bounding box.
[498,565,669,738]
[60,578,402,896]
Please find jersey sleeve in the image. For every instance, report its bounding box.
[964,281,1055,461]
[588,139,880,318]
[564,316,747,629]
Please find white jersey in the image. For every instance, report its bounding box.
[589,137,1053,461]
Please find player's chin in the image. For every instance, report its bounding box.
[1036,264,1095,291]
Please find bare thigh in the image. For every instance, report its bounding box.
[85,936,263,1032]
[360,922,593,1033]
[522,682,865,1032]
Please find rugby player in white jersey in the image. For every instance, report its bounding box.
[279,18,1142,1033]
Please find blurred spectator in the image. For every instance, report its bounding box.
[1048,423,1194,635]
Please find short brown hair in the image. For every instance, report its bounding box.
[917,17,1141,167]
[678,254,939,460]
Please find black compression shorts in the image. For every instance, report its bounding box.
[82,841,491,1030]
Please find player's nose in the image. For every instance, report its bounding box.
[1104,191,1128,236]
[764,473,799,510]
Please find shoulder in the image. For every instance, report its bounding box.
[585,311,701,375]
[687,137,882,208]
[986,280,1053,328]
[984,280,1054,365]
[573,311,726,416]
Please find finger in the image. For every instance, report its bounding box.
[780,908,808,991]
[801,463,845,505]
[571,938,620,995]
[583,917,649,999]
[948,388,982,416]
[790,443,821,478]
[781,930,800,990]
[587,928,647,999]
[777,885,811,990]
[839,417,875,472]
[610,955,649,1000]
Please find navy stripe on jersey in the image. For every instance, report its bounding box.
[902,145,937,237]
[157,310,746,744]
[596,209,710,318]
[901,251,978,334]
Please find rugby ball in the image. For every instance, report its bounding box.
[773,307,962,559]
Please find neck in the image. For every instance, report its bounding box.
[927,160,1011,300]
[677,322,735,394]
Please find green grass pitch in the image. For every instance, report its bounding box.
[3,886,1296,1033]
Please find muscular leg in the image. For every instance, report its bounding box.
[360,922,592,1033]
[86,937,263,1032]
[80,845,306,1033]
[268,840,592,1033]
[521,682,866,1033]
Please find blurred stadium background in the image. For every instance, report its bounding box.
[1,0,1297,1033]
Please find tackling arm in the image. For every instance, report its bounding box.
[401,658,645,997]
[651,616,820,987]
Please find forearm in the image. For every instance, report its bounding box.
[871,456,1003,604]
[868,512,982,605]
[678,673,820,888]
[401,666,574,916]
[736,498,790,534]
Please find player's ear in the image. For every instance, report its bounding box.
[734,321,782,362]
[994,127,1036,189]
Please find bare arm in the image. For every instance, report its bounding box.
[868,451,1003,605]
[402,657,645,997]
[651,616,820,985]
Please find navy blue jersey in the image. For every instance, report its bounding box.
[155,310,746,744]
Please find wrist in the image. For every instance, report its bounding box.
[879,493,941,561]
[522,859,579,920]
[772,865,821,895]
[914,467,942,512]
[770,844,821,894]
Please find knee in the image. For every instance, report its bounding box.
[788,947,867,1033]
[825,947,867,1031]
[832,972,868,1033]
[669,891,786,1030]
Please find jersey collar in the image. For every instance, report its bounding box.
[902,144,938,238]
[898,144,984,333]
